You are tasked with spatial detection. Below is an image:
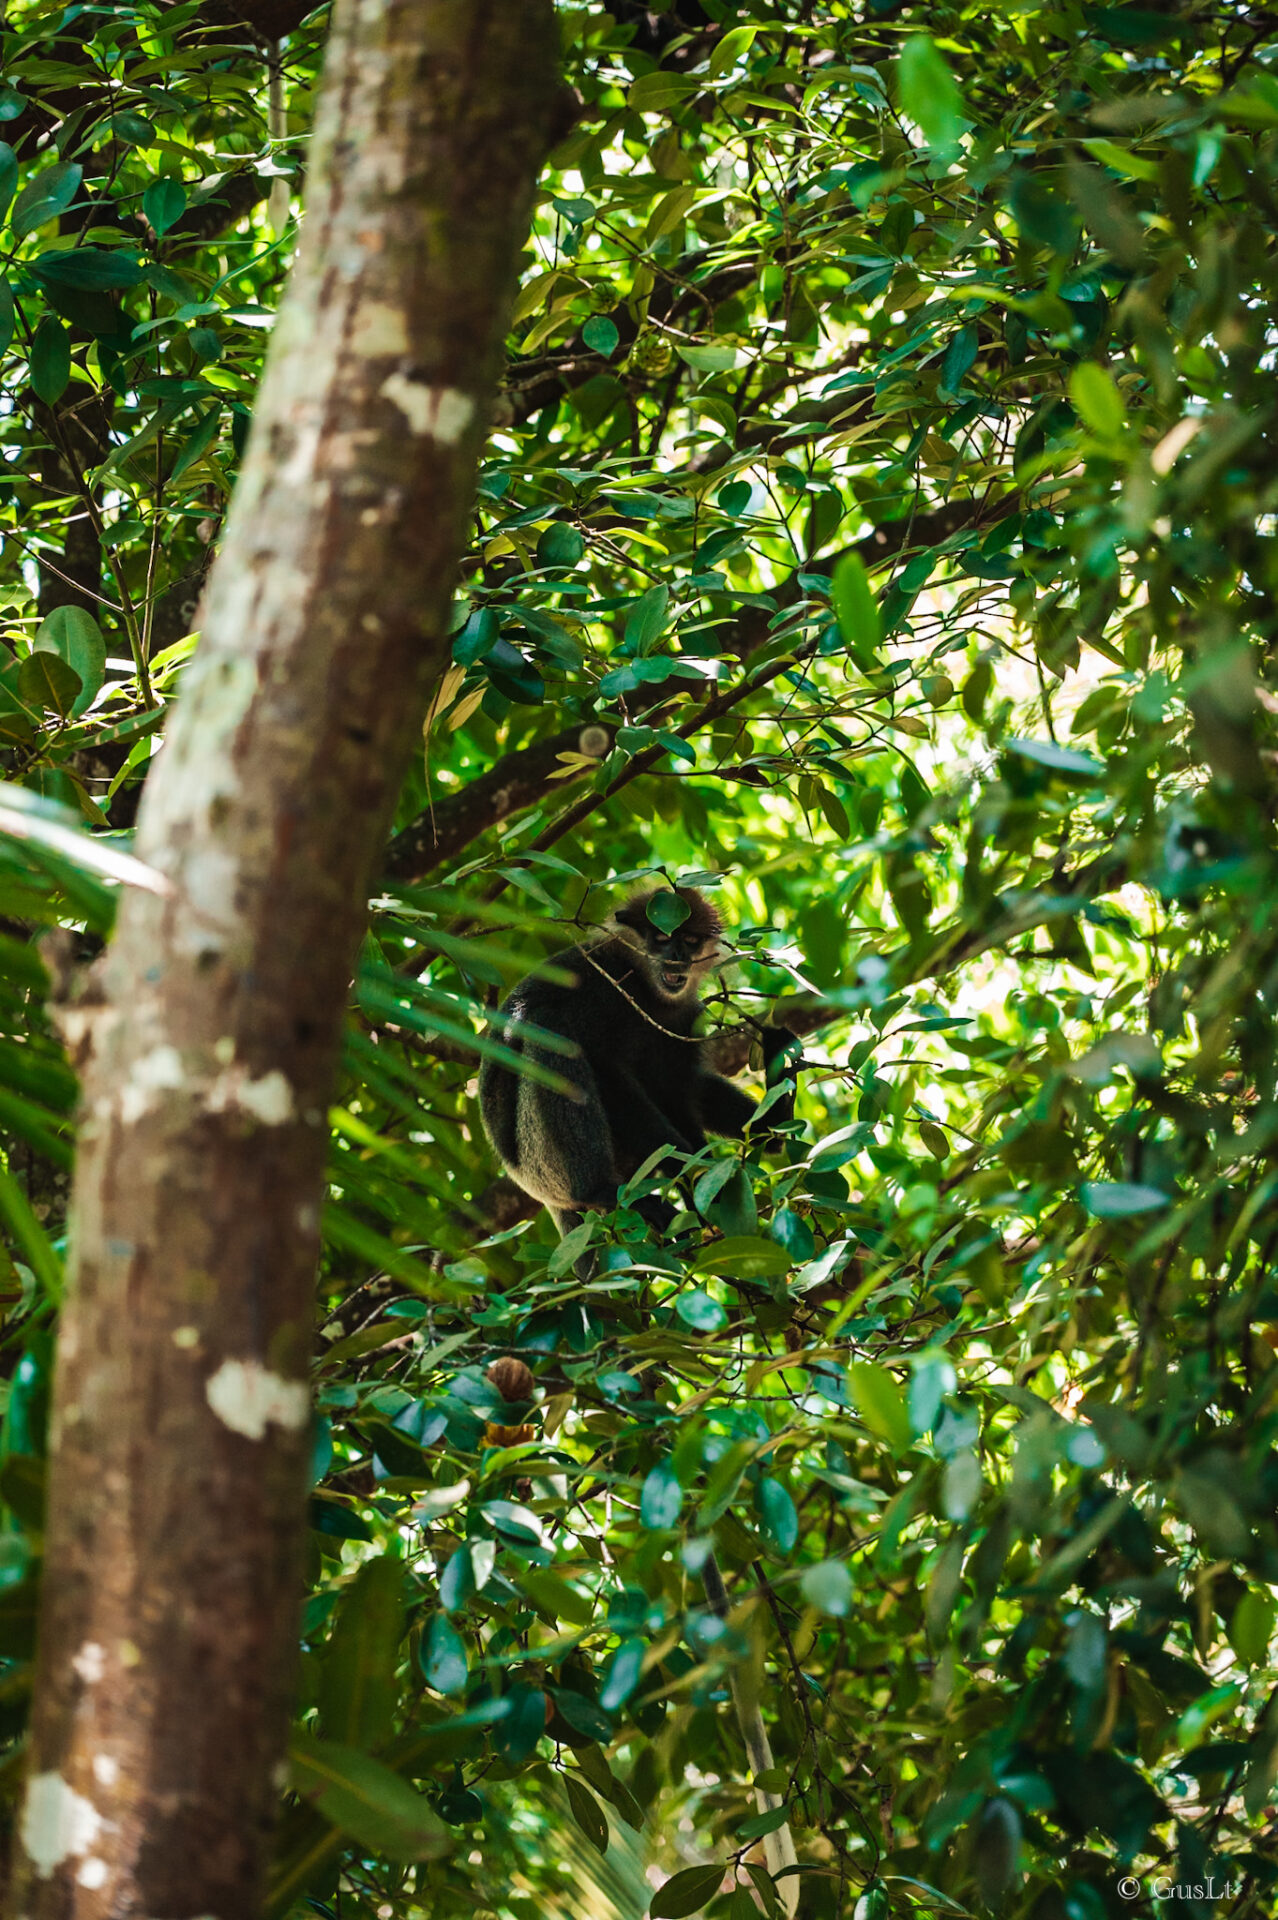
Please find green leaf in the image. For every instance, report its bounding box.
[1069,362,1127,437]
[675,1288,727,1332]
[564,1773,609,1855]
[1229,1590,1276,1667]
[939,323,978,397]
[675,342,738,373]
[17,650,81,719]
[309,1496,373,1542]
[973,1797,1021,1907]
[32,248,143,291]
[1079,1180,1169,1216]
[537,523,585,569]
[317,1554,405,1749]
[625,584,669,653]
[421,1612,469,1696]
[0,145,16,225]
[640,1462,683,1529]
[0,1163,61,1302]
[738,1803,789,1841]
[800,1558,852,1616]
[810,1121,873,1171]
[755,1477,799,1555]
[498,1684,548,1766]
[439,1544,474,1612]
[582,315,619,357]
[897,36,966,152]
[628,72,698,112]
[698,1165,756,1237]
[847,1361,912,1451]
[517,1568,594,1625]
[1063,1611,1107,1691]
[290,1731,451,1863]
[691,1235,791,1278]
[830,553,881,668]
[1009,170,1077,253]
[551,1686,612,1742]
[1005,736,1102,779]
[169,407,222,484]
[709,24,758,77]
[650,1863,727,1919]
[29,316,71,406]
[143,177,187,235]
[599,1637,644,1711]
[908,1350,956,1435]
[10,160,82,238]
[645,886,689,932]
[769,1207,815,1262]
[34,605,105,719]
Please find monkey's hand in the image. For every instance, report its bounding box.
[631,1193,677,1232]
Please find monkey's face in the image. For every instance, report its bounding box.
[642,925,721,1002]
[608,886,726,1003]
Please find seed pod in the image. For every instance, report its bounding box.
[487,1356,535,1403]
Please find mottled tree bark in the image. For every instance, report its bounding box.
[12,4,563,1915]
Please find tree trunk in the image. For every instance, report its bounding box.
[12,4,563,1914]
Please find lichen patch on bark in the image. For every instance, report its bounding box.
[119,1045,186,1124]
[379,375,474,442]
[205,1359,309,1440]
[20,1773,106,1878]
[206,1067,296,1125]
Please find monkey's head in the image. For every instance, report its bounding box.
[607,886,724,1003]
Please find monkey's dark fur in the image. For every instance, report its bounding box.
[479,886,792,1234]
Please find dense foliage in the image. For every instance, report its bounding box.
[1,0,1278,1915]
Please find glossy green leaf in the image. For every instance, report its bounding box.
[898,36,965,152]
[800,1558,852,1616]
[29,316,71,405]
[33,605,105,719]
[582,315,619,357]
[421,1611,469,1697]
[1080,1180,1169,1216]
[317,1554,404,1749]
[17,650,81,719]
[143,177,187,235]
[847,1361,912,1451]
[639,1463,683,1529]
[564,1773,609,1854]
[11,160,82,237]
[291,1731,450,1863]
[830,553,880,668]
[650,1863,727,1919]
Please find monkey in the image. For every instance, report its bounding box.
[478,885,803,1916]
[478,884,795,1242]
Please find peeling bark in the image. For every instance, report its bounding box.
[12,4,563,1916]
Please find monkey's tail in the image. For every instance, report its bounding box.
[702,1551,800,1917]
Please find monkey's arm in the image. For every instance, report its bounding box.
[696,1072,760,1137]
[697,1028,799,1141]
